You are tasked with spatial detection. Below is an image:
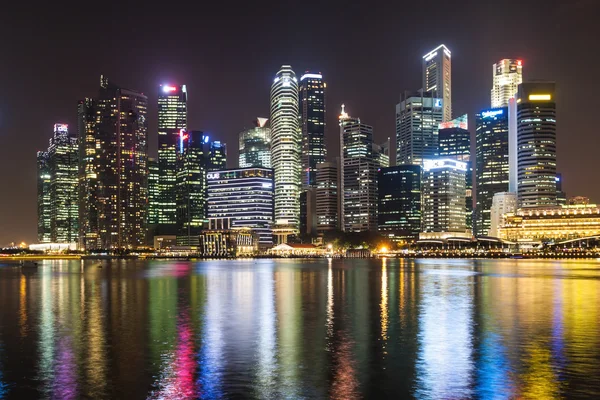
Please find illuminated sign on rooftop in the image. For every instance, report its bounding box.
[481,109,504,119]
[300,73,323,81]
[162,85,177,93]
[423,159,467,172]
[54,124,68,133]
[529,94,552,101]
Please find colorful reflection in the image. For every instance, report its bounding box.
[0,259,598,398]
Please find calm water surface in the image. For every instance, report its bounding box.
[0,258,599,399]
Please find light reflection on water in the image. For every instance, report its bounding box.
[0,258,599,398]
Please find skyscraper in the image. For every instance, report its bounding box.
[339,106,378,232]
[78,76,148,250]
[176,130,208,245]
[373,138,391,168]
[315,162,338,233]
[491,59,523,108]
[239,118,271,168]
[299,72,326,188]
[396,91,443,165]
[438,114,472,231]
[422,159,467,234]
[517,82,557,208]
[377,165,422,242]
[208,141,227,171]
[207,168,274,248]
[475,107,509,235]
[158,84,187,232]
[148,158,160,231]
[37,151,51,243]
[423,44,452,121]
[36,124,79,244]
[270,65,301,243]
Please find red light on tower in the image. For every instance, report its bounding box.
[517,60,522,66]
[163,85,177,93]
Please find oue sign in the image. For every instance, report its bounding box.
[207,172,220,180]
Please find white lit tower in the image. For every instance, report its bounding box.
[423,44,452,122]
[491,59,523,108]
[270,65,301,243]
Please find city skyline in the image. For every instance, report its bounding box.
[1,0,598,244]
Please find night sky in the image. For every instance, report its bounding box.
[0,0,598,245]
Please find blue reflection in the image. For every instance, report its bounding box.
[0,341,7,399]
[415,267,475,398]
[476,332,512,399]
[552,279,566,376]
[197,266,225,399]
[255,262,277,398]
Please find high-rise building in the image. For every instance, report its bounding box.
[299,188,317,238]
[491,59,523,108]
[37,151,51,243]
[377,165,422,242]
[148,158,160,228]
[158,84,187,232]
[207,168,274,248]
[517,82,557,208]
[422,159,467,234]
[239,118,271,168]
[339,106,378,232]
[556,173,567,206]
[475,107,509,236]
[423,44,452,121]
[438,114,472,231]
[208,141,227,171]
[396,91,443,165]
[176,130,208,245]
[299,72,326,188]
[37,124,79,244]
[315,161,338,233]
[48,124,78,243]
[78,76,148,250]
[270,65,301,243]
[489,192,517,238]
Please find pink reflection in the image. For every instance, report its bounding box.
[147,263,192,278]
[150,313,198,399]
[53,337,78,399]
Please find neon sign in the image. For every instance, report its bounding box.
[163,85,177,93]
[481,109,504,118]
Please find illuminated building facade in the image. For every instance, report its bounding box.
[47,124,79,243]
[77,76,148,250]
[199,219,257,257]
[377,165,422,242]
[176,130,208,245]
[148,158,159,233]
[556,173,567,205]
[207,168,274,248]
[517,82,557,208]
[270,65,301,242]
[396,91,443,165]
[315,161,338,233]
[422,159,467,234]
[158,84,187,231]
[439,114,472,231]
[491,59,523,108]
[208,141,227,171]
[239,118,271,168]
[423,44,452,121]
[373,138,391,168]
[499,204,600,242]
[475,107,509,235]
[489,192,517,237]
[339,106,378,232]
[299,72,326,188]
[37,151,51,243]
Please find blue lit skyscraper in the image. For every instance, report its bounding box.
[299,72,326,188]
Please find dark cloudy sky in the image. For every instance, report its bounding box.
[0,0,597,245]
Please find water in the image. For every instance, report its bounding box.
[0,258,599,399]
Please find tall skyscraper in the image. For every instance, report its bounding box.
[516,82,557,208]
[208,141,227,171]
[315,162,338,233]
[78,76,148,250]
[37,124,79,244]
[475,107,509,235]
[422,159,467,234]
[176,130,208,245]
[37,151,51,243]
[270,65,301,243]
[239,118,271,168]
[491,59,523,108]
[158,84,187,232]
[438,114,472,231]
[373,138,391,168]
[396,91,443,165]
[423,44,452,121]
[207,168,274,248]
[339,106,378,232]
[377,165,422,242]
[299,72,326,188]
